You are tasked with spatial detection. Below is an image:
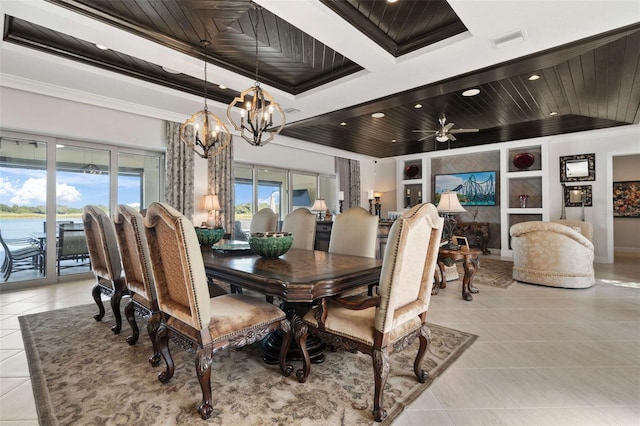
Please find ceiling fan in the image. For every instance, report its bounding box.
[412,115,479,143]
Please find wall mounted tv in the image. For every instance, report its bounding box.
[434,171,497,206]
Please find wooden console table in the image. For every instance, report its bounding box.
[454,222,490,254]
[433,247,481,301]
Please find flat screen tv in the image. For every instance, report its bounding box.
[434,171,496,206]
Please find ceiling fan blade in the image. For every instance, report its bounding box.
[412,129,437,133]
[448,133,457,141]
[417,134,435,142]
[443,122,455,132]
[449,128,479,134]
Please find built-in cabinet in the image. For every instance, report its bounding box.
[394,142,549,257]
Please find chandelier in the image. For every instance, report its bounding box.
[226,6,285,147]
[180,40,231,158]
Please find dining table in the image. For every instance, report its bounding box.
[201,243,382,363]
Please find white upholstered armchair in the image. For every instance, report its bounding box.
[510,220,595,288]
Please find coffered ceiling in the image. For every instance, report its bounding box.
[1,0,639,158]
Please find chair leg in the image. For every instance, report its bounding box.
[124,299,139,345]
[147,311,162,366]
[195,347,214,420]
[92,283,105,321]
[156,324,174,383]
[295,323,311,383]
[110,289,124,334]
[413,325,431,383]
[372,348,390,422]
[278,319,294,377]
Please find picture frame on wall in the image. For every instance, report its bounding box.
[613,181,640,218]
[560,153,595,182]
[563,185,593,207]
[433,171,497,206]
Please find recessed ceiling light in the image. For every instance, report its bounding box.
[387,0,398,3]
[371,112,385,118]
[414,103,423,109]
[340,122,347,126]
[95,44,109,50]
[56,144,65,148]
[549,111,558,116]
[391,139,397,143]
[462,88,480,97]
[218,84,227,89]
[528,74,540,81]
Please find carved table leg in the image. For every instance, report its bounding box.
[431,261,446,296]
[262,308,325,365]
[461,256,480,301]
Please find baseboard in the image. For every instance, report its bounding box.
[614,247,640,255]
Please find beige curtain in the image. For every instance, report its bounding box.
[349,159,361,208]
[207,139,235,236]
[165,121,194,219]
[336,157,361,209]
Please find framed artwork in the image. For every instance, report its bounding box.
[563,185,592,207]
[560,153,595,182]
[434,171,497,206]
[613,181,640,217]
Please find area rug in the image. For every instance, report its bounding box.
[450,258,516,289]
[20,304,476,426]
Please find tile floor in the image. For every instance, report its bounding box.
[0,255,638,425]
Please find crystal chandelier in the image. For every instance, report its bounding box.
[226,6,285,147]
[180,40,231,158]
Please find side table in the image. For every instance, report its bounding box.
[454,222,490,254]
[432,248,482,301]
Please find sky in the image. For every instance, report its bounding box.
[0,167,140,208]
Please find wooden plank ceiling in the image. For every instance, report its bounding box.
[3,1,639,158]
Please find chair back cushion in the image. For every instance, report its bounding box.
[552,220,593,241]
[282,208,316,250]
[328,207,378,258]
[83,205,122,283]
[144,202,210,330]
[250,208,278,234]
[113,205,156,302]
[374,203,443,334]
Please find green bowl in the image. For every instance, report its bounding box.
[195,227,225,246]
[249,232,293,258]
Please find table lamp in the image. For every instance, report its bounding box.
[202,193,222,228]
[437,191,466,250]
[312,198,328,220]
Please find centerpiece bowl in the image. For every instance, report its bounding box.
[248,232,293,258]
[195,227,225,247]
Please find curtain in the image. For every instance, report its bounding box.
[349,159,361,208]
[165,121,194,219]
[336,157,361,209]
[207,139,235,236]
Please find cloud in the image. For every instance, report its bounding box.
[3,177,81,206]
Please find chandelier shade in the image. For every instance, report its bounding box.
[181,40,231,158]
[226,5,285,147]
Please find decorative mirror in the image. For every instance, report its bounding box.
[563,185,592,207]
[560,153,595,182]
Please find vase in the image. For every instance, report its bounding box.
[519,194,529,208]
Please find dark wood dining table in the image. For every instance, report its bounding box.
[201,245,382,363]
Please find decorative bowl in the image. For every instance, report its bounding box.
[248,232,293,258]
[513,152,535,170]
[405,164,420,179]
[195,227,225,246]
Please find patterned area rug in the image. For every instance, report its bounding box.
[20,304,476,425]
[451,257,516,289]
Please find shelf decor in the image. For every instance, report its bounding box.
[513,152,535,170]
[404,164,420,179]
[613,181,640,217]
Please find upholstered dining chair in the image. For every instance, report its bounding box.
[144,202,293,420]
[296,203,444,422]
[281,208,316,250]
[329,207,378,258]
[113,204,161,365]
[250,207,278,234]
[83,205,127,334]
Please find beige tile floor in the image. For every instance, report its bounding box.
[0,256,638,425]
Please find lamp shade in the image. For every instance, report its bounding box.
[202,194,221,212]
[437,191,466,213]
[312,199,328,212]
